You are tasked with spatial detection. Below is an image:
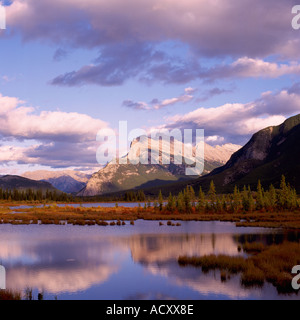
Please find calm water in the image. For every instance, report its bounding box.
[9,202,148,212]
[0,220,299,300]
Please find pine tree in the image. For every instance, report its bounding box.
[278,175,289,209]
[167,193,174,212]
[208,180,216,209]
[232,185,240,212]
[158,190,163,211]
[176,192,184,212]
[189,186,196,207]
[147,197,152,208]
[183,187,192,213]
[256,180,265,210]
[216,196,222,213]
[268,184,277,210]
[197,187,205,212]
[242,189,250,212]
[221,195,227,212]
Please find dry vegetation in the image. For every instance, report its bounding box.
[178,241,300,293]
[0,290,21,300]
[0,203,300,228]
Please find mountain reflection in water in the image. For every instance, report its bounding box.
[0,221,298,300]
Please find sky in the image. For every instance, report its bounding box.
[1,0,300,174]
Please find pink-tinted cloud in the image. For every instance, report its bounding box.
[5,0,300,86]
[0,93,109,169]
[123,88,195,111]
[6,0,299,57]
[0,93,108,142]
[163,84,300,144]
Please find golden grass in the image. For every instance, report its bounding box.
[0,203,299,228]
[178,242,300,293]
[0,289,22,300]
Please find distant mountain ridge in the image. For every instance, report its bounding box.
[22,170,91,194]
[0,175,58,193]
[79,136,241,196]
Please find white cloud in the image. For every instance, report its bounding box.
[123,87,195,111]
[228,57,300,78]
[0,93,108,142]
[0,93,110,170]
[164,85,300,144]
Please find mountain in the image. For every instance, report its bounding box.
[0,175,58,193]
[187,114,300,193]
[78,135,241,196]
[22,170,91,194]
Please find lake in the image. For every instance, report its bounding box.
[0,220,299,300]
[9,202,150,211]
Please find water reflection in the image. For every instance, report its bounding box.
[0,222,298,300]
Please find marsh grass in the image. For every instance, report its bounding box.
[242,242,265,253]
[178,242,300,293]
[0,289,21,300]
[0,204,300,228]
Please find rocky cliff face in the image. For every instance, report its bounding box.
[79,136,241,196]
[195,113,300,191]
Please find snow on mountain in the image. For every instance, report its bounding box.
[79,136,241,196]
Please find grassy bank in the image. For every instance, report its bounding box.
[0,204,300,228]
[178,242,300,293]
[0,290,21,300]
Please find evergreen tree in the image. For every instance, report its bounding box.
[242,187,250,212]
[183,187,192,213]
[189,186,196,207]
[256,180,265,210]
[208,180,216,209]
[221,195,227,212]
[268,184,277,210]
[167,193,175,212]
[158,190,163,211]
[176,192,184,212]
[197,187,205,212]
[232,185,240,212]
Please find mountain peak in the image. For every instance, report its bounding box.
[79,136,241,196]
[191,113,300,192]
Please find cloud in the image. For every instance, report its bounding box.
[51,54,300,88]
[0,93,109,169]
[196,87,233,102]
[122,87,195,111]
[53,48,69,62]
[6,0,299,57]
[6,0,300,87]
[163,84,300,144]
[205,135,225,144]
[51,41,165,87]
[0,93,108,142]
[202,58,300,82]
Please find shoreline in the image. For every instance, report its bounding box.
[0,202,300,229]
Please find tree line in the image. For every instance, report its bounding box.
[153,175,299,213]
[0,188,72,202]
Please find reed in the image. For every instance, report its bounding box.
[178,242,300,293]
[0,289,22,300]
